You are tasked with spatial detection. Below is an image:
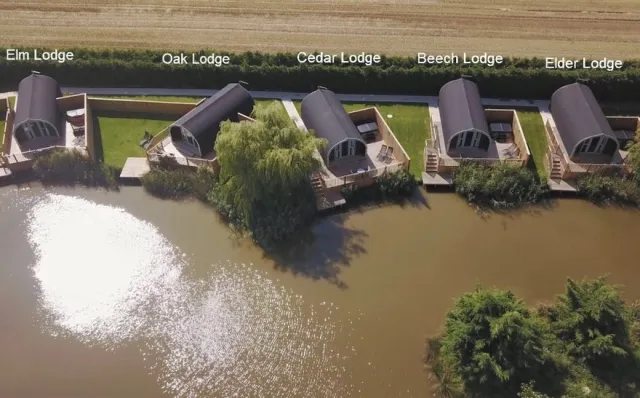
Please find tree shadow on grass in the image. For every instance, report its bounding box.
[265,213,369,289]
[91,115,105,163]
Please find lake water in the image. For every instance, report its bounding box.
[1,185,639,398]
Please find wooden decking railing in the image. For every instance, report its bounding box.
[439,156,526,168]
[1,145,85,165]
[566,161,630,174]
[322,162,405,188]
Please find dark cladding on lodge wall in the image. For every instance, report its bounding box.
[1,48,640,101]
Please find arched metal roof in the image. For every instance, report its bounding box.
[171,83,254,155]
[550,83,618,156]
[438,78,491,149]
[13,73,62,135]
[300,88,365,162]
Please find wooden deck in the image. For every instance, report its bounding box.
[0,166,12,181]
[316,190,346,211]
[422,172,453,186]
[547,178,578,192]
[120,157,151,180]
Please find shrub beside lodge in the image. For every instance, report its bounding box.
[1,48,640,100]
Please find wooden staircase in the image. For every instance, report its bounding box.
[311,174,329,209]
[550,155,563,180]
[425,148,439,174]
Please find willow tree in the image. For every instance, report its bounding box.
[211,101,325,248]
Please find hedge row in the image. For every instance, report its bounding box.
[2,48,640,100]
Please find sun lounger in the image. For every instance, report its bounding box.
[377,144,388,161]
[385,147,394,162]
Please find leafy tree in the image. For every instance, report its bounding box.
[440,287,549,397]
[518,382,551,398]
[627,131,640,184]
[546,277,633,366]
[210,101,325,249]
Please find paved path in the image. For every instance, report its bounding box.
[281,98,307,130]
[61,87,553,109]
[0,91,16,100]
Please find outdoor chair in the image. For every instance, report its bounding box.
[377,144,388,161]
[139,131,152,148]
[385,147,394,163]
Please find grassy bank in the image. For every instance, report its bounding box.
[454,161,549,209]
[92,114,173,168]
[141,166,217,200]
[33,149,119,188]
[516,109,549,179]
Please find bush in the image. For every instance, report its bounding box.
[453,161,548,209]
[376,169,417,198]
[32,149,118,188]
[577,172,640,206]
[340,169,417,205]
[141,165,217,200]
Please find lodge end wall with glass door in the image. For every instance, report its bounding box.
[14,119,60,144]
[448,129,491,152]
[573,135,618,157]
[327,139,366,163]
[170,125,202,157]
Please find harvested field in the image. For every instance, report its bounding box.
[1,1,639,58]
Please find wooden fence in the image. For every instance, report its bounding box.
[322,162,406,188]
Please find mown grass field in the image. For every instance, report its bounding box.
[294,101,430,177]
[1,1,639,58]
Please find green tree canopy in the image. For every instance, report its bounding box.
[547,277,633,365]
[210,101,325,248]
[440,287,548,397]
[627,131,640,184]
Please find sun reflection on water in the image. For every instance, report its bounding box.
[25,193,352,397]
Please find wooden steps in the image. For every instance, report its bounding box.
[425,149,439,173]
[550,156,562,180]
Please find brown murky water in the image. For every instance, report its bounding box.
[1,185,639,398]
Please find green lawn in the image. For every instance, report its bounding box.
[94,99,283,168]
[94,115,173,168]
[516,110,548,179]
[293,101,430,177]
[0,120,5,145]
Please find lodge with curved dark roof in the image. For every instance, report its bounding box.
[13,73,62,145]
[300,88,366,164]
[169,83,254,157]
[438,78,491,152]
[550,83,619,158]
